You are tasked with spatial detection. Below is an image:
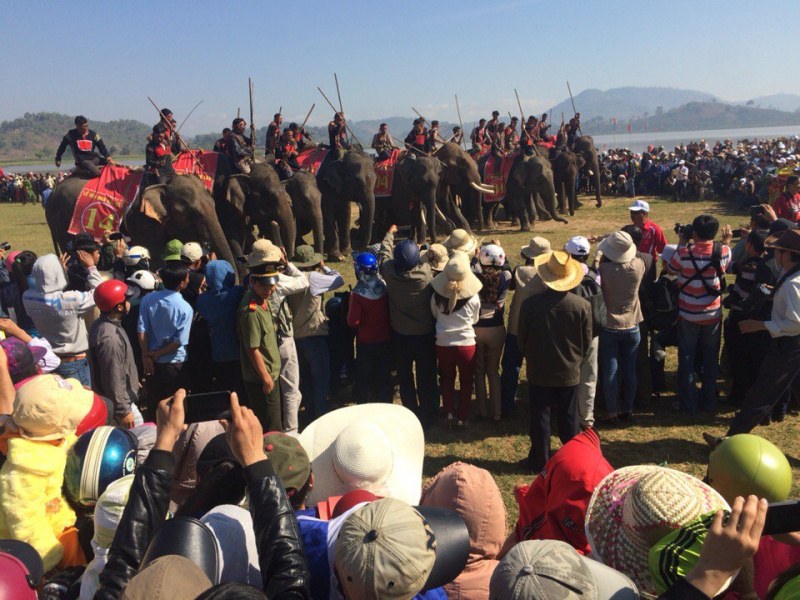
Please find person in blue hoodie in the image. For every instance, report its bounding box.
[197,260,244,395]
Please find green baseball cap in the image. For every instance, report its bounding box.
[262,433,311,495]
[161,239,184,262]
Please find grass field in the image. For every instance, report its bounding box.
[5,191,798,527]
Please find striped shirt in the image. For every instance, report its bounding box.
[667,241,731,325]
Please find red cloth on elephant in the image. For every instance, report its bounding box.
[172,150,219,191]
[482,151,518,203]
[68,165,144,240]
[373,149,401,198]
[295,147,329,175]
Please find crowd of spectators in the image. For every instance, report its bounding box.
[0,171,65,205]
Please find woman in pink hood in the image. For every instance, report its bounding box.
[420,462,506,600]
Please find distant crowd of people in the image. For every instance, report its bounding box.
[0,171,64,205]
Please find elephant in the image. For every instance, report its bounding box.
[434,142,494,232]
[223,162,297,257]
[316,149,377,259]
[284,170,323,254]
[572,136,603,207]
[46,173,238,275]
[551,150,585,216]
[502,155,568,231]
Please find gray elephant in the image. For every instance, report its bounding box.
[284,170,324,254]
[434,142,494,231]
[572,136,603,207]
[503,155,568,231]
[46,174,238,274]
[551,150,585,216]
[223,162,297,257]
[316,150,377,259]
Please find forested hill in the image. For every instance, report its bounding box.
[582,101,800,135]
[0,112,152,161]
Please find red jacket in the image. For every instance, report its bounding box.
[347,293,391,344]
[514,428,613,554]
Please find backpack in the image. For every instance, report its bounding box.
[679,242,727,297]
[572,272,606,338]
[650,275,679,331]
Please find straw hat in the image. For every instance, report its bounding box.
[521,236,551,260]
[585,466,729,596]
[443,229,478,255]
[422,244,449,271]
[533,250,583,292]
[431,253,483,310]
[598,231,637,264]
[298,403,425,507]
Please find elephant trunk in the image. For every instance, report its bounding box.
[311,206,324,255]
[358,187,376,248]
[277,196,297,258]
[593,161,603,207]
[205,208,239,284]
[542,179,569,224]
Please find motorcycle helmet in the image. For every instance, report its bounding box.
[140,517,220,585]
[122,246,151,268]
[75,392,109,437]
[393,239,420,271]
[94,280,138,313]
[707,434,792,504]
[479,243,506,267]
[354,252,378,277]
[127,269,157,292]
[0,540,42,600]
[64,426,138,509]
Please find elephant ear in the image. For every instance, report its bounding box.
[140,184,168,224]
[512,162,530,188]
[224,174,250,216]
[576,154,586,168]
[323,161,344,193]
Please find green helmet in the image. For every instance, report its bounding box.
[707,434,792,504]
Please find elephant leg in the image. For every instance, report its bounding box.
[338,202,352,256]
[323,201,340,258]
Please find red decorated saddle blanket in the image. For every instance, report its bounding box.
[483,151,518,203]
[295,147,329,174]
[68,165,144,239]
[373,149,402,197]
[173,150,219,192]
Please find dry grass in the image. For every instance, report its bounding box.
[6,191,798,527]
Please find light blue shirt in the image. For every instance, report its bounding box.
[137,289,193,363]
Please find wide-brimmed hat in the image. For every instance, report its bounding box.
[585,466,729,596]
[533,250,583,292]
[521,236,551,260]
[598,231,637,263]
[422,243,448,271]
[298,403,424,507]
[765,228,800,254]
[246,239,282,269]
[431,253,483,302]
[443,229,478,255]
[292,244,323,268]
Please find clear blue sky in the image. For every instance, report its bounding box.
[2,0,798,135]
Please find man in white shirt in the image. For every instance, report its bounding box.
[707,229,800,443]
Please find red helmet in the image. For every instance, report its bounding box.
[76,393,109,437]
[0,543,41,600]
[94,280,137,312]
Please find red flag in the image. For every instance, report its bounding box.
[644,124,647,131]
[613,117,616,125]
[627,124,631,132]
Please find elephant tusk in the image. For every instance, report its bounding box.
[454,194,462,208]
[470,181,495,194]
[587,170,594,176]
[435,203,449,223]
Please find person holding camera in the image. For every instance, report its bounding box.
[706,229,800,443]
[666,215,732,414]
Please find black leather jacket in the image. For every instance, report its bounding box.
[94,449,311,599]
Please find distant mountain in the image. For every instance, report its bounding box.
[546,87,718,123]
[734,93,800,112]
[582,101,800,135]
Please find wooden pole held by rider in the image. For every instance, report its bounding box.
[147,96,204,171]
[567,81,582,134]
[299,103,316,131]
[249,78,255,159]
[317,86,363,147]
[455,94,467,151]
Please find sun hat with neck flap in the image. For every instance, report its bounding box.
[533,250,583,292]
[432,253,483,312]
[598,230,637,263]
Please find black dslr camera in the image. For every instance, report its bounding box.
[674,223,693,239]
[0,242,10,252]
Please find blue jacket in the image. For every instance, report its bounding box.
[196,260,244,362]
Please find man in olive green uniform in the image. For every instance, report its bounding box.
[237,239,284,430]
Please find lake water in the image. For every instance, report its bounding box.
[592,125,800,154]
[4,124,800,173]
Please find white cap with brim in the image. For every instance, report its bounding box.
[627,200,650,213]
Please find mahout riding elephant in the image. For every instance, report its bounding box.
[502,154,568,231]
[316,149,377,260]
[46,173,238,275]
[284,170,324,254]
[572,136,603,207]
[551,150,585,216]
[434,142,494,232]
[223,162,297,257]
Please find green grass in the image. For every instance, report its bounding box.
[5,192,798,529]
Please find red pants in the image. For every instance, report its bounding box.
[436,345,476,421]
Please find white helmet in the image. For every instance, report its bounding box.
[479,243,505,267]
[127,269,157,291]
[122,246,151,267]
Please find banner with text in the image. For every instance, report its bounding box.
[482,151,518,203]
[172,150,219,192]
[68,166,144,239]
[374,149,402,197]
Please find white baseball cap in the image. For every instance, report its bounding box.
[180,242,204,263]
[627,200,650,213]
[564,236,590,257]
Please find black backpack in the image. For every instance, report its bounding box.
[650,275,679,331]
[679,242,727,297]
[572,272,606,338]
